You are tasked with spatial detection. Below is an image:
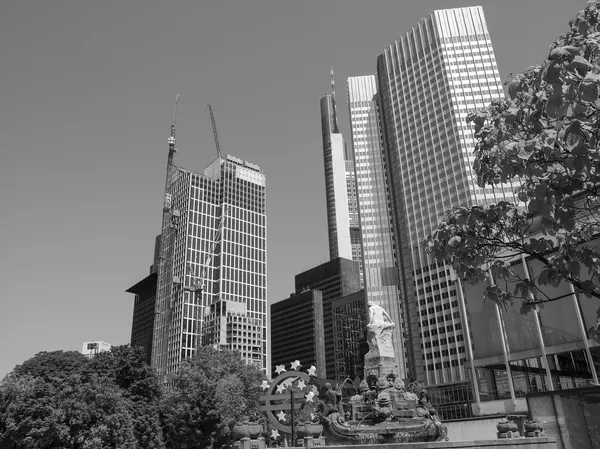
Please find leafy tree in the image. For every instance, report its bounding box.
[160,347,265,449]
[88,346,164,449]
[424,1,600,337]
[1,346,164,448]
[12,351,88,383]
[0,374,136,449]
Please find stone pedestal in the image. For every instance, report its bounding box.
[364,325,399,379]
[302,436,326,447]
[233,437,266,449]
[497,431,521,439]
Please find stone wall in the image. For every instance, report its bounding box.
[324,438,556,449]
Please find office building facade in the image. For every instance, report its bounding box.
[295,257,362,379]
[346,75,410,378]
[331,290,367,381]
[143,154,267,377]
[270,289,327,378]
[376,6,515,385]
[320,92,363,286]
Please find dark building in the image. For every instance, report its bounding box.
[126,272,157,365]
[271,290,326,378]
[331,290,367,381]
[126,235,161,365]
[294,257,361,378]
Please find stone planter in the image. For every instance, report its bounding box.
[306,423,323,438]
[233,421,263,441]
[496,419,518,433]
[524,419,544,433]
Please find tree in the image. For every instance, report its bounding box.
[424,2,600,335]
[1,347,164,448]
[88,346,164,449]
[0,374,137,449]
[160,347,266,449]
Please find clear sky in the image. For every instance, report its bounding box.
[0,0,581,377]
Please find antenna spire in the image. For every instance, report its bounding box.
[330,67,335,99]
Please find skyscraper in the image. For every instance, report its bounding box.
[133,126,268,377]
[376,6,515,385]
[320,74,363,285]
[346,75,410,378]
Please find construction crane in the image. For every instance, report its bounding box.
[152,94,180,373]
[207,104,223,159]
[183,205,228,298]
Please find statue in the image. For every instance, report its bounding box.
[364,302,397,377]
[322,383,344,417]
[368,301,394,328]
[416,390,440,422]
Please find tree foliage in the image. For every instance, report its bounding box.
[160,346,265,449]
[0,347,164,449]
[424,2,600,336]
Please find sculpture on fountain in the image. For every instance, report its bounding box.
[320,302,448,444]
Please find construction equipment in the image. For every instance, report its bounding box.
[183,205,228,298]
[152,94,180,373]
[207,104,223,159]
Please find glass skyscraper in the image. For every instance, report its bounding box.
[320,90,363,286]
[376,6,515,385]
[151,155,268,377]
[346,75,409,377]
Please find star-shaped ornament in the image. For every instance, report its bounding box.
[271,429,281,439]
[297,380,306,390]
[276,383,286,394]
[276,410,286,422]
[275,365,287,375]
[260,380,270,391]
[307,365,317,376]
[305,391,315,402]
[290,360,301,370]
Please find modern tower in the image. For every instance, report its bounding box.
[127,105,268,378]
[346,75,410,379]
[152,155,267,377]
[321,71,363,286]
[376,6,514,385]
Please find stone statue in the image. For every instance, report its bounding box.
[322,383,344,417]
[365,302,396,366]
[368,301,394,327]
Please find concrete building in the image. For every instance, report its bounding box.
[270,289,326,378]
[295,257,361,379]
[346,75,409,378]
[129,150,267,378]
[376,6,515,386]
[82,341,112,358]
[320,82,363,286]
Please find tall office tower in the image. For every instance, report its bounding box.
[295,257,361,379]
[320,77,363,286]
[331,290,367,381]
[376,6,514,385]
[271,290,326,378]
[151,154,268,377]
[346,75,410,379]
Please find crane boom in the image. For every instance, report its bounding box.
[207,104,222,159]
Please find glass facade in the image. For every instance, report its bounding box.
[321,94,363,286]
[376,6,515,385]
[152,155,268,377]
[346,75,408,377]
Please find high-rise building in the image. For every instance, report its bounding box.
[376,6,515,385]
[295,257,361,379]
[320,78,363,286]
[139,148,267,377]
[270,289,326,378]
[346,75,410,378]
[331,290,367,381]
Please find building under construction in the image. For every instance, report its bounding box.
[126,102,268,377]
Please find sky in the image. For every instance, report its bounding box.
[0,0,582,378]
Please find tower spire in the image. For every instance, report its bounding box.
[330,66,335,99]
